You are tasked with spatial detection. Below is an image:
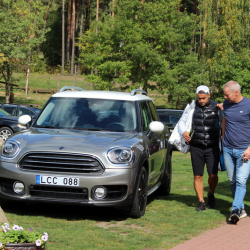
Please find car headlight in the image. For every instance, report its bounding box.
[1,141,21,158]
[107,147,134,164]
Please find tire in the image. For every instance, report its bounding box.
[158,154,172,196]
[129,167,148,218]
[0,127,13,141]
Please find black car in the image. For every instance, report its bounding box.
[157,109,183,134]
[0,108,22,141]
[0,103,40,119]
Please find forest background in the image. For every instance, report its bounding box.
[0,0,249,109]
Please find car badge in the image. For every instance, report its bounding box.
[59,146,64,150]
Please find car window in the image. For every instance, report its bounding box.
[158,114,170,124]
[140,102,152,131]
[148,101,159,121]
[20,107,36,117]
[0,108,10,116]
[170,115,181,126]
[35,97,137,132]
[2,107,15,116]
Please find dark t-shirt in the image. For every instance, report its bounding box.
[223,97,250,149]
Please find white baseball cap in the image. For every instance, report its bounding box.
[196,85,210,94]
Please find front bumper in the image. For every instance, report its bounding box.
[0,161,137,207]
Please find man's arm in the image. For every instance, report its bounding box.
[178,105,191,144]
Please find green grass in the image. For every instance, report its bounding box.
[0,73,174,108]
[3,151,248,249]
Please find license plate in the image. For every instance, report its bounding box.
[36,175,79,186]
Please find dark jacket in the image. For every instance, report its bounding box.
[190,100,220,147]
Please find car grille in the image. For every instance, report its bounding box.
[19,153,104,174]
[29,185,88,200]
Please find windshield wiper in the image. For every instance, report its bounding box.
[37,125,56,129]
[73,127,101,131]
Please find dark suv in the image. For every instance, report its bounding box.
[0,104,40,119]
[157,109,183,134]
[0,108,22,141]
[0,88,172,218]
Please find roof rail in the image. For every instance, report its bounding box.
[130,89,147,96]
[59,86,84,92]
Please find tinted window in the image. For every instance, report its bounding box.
[35,97,137,132]
[3,107,15,116]
[140,102,152,131]
[148,101,158,121]
[20,107,35,117]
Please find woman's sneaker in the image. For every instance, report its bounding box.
[228,209,240,224]
[239,209,247,219]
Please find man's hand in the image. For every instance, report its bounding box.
[182,131,191,144]
[217,103,223,110]
[242,147,250,161]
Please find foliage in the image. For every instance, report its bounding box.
[0,223,48,249]
[77,0,250,107]
[0,0,50,102]
[1,0,249,107]
[79,0,204,104]
[198,0,250,99]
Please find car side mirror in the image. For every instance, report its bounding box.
[149,121,164,133]
[18,115,32,129]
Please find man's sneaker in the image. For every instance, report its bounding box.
[239,209,247,219]
[228,209,240,224]
[196,201,206,211]
[207,192,215,209]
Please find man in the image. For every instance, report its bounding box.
[179,85,221,211]
[221,80,250,224]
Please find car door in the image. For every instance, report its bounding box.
[19,106,37,119]
[139,101,166,189]
[2,106,17,116]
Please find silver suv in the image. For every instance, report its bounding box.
[0,87,172,218]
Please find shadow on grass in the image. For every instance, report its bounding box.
[3,201,130,222]
[151,178,250,219]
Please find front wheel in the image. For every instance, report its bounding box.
[129,167,148,218]
[0,127,13,141]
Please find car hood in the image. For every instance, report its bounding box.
[12,127,141,155]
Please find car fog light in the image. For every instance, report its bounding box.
[94,187,107,199]
[13,182,25,194]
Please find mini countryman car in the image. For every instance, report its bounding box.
[0,87,172,218]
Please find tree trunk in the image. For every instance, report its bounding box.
[85,0,91,31]
[4,62,11,104]
[62,0,65,73]
[78,0,85,70]
[95,0,99,75]
[66,0,72,63]
[75,0,80,33]
[71,0,76,74]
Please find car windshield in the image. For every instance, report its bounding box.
[35,97,137,132]
[0,108,11,116]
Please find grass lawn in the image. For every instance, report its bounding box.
[0,73,177,109]
[3,151,249,249]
